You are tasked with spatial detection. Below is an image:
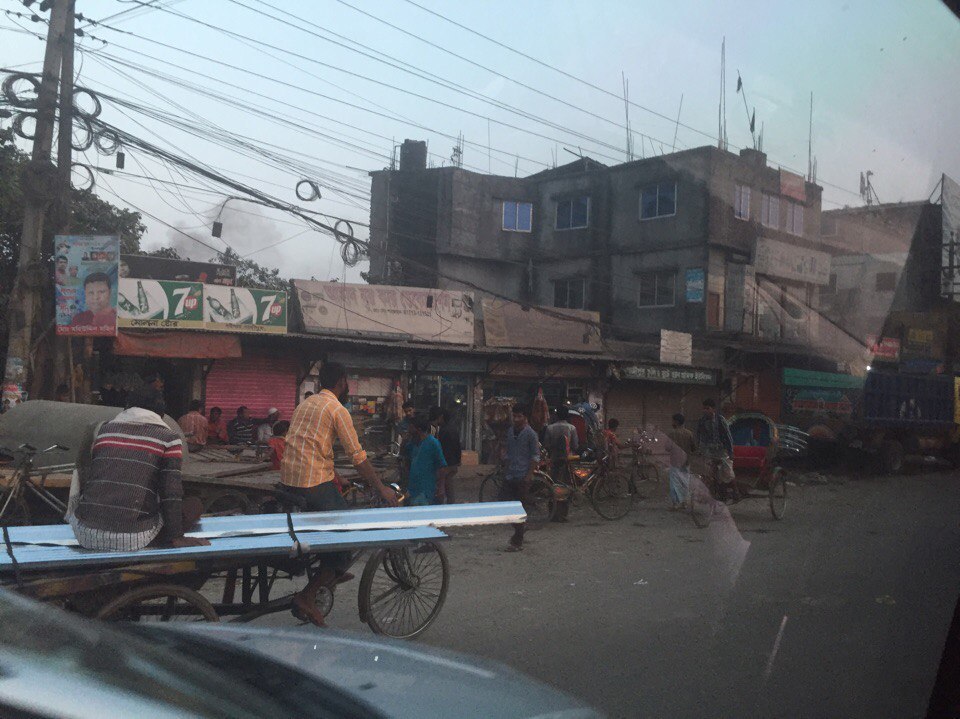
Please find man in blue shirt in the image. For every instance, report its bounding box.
[403,414,448,505]
[500,403,540,552]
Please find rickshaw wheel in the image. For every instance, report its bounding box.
[203,490,251,516]
[769,469,787,520]
[358,541,449,640]
[96,584,220,623]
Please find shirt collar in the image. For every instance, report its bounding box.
[114,407,169,428]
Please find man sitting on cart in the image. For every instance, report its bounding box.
[281,361,400,627]
[69,386,209,552]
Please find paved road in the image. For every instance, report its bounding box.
[256,470,960,718]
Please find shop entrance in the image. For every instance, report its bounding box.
[414,374,473,450]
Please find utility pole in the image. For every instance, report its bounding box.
[2,0,72,405]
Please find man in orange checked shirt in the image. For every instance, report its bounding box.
[281,361,399,627]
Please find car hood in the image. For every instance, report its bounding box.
[148,624,601,719]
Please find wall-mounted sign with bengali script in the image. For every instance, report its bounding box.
[204,285,287,334]
[117,279,204,330]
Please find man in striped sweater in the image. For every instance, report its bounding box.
[70,386,208,551]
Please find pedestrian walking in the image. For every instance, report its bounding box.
[404,414,450,505]
[695,398,735,499]
[501,404,540,552]
[429,406,462,503]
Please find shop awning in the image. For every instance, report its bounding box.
[114,331,242,359]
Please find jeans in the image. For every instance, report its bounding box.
[668,466,689,505]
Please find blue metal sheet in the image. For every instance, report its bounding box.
[5,502,526,547]
[0,526,447,573]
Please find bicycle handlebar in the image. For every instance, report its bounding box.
[3,443,70,456]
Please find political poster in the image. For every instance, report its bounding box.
[55,235,119,336]
[117,279,204,330]
[204,285,287,334]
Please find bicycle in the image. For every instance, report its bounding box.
[0,443,71,526]
[476,464,556,523]
[555,451,634,520]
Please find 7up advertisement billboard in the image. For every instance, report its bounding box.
[118,279,204,329]
[204,285,287,334]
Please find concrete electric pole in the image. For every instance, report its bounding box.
[2,0,74,404]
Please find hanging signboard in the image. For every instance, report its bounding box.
[120,254,237,286]
[295,280,475,345]
[685,268,705,303]
[754,237,830,285]
[621,364,717,385]
[55,235,119,336]
[117,279,204,330]
[203,285,287,334]
[659,329,692,366]
[941,174,960,301]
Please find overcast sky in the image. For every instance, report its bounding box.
[2,0,958,283]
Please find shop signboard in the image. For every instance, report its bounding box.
[55,235,119,336]
[781,368,864,421]
[754,237,830,285]
[482,299,601,352]
[117,279,204,330]
[295,280,475,345]
[120,255,236,286]
[941,174,960,301]
[685,268,705,303]
[866,334,901,361]
[204,285,287,334]
[621,364,717,385]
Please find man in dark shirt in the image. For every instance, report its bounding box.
[695,398,735,499]
[228,406,256,445]
[429,406,462,504]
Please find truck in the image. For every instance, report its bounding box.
[780,368,959,473]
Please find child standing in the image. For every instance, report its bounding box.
[403,414,449,505]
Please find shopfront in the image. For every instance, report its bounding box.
[413,356,488,452]
[605,363,720,436]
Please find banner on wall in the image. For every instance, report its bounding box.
[685,268,705,303]
[117,279,204,329]
[204,285,287,334]
[55,235,119,336]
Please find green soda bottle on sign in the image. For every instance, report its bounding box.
[207,297,231,319]
[229,288,241,318]
[136,281,149,313]
[118,293,136,313]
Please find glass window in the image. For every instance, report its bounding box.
[502,201,533,232]
[637,270,676,307]
[734,184,751,220]
[785,201,804,235]
[554,278,586,309]
[761,193,780,228]
[556,197,590,230]
[640,182,677,219]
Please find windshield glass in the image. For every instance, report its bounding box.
[1,2,959,718]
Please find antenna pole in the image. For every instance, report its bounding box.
[807,91,814,181]
[672,93,684,153]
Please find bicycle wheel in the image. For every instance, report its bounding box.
[97,584,219,622]
[478,470,504,503]
[524,472,557,524]
[589,468,633,520]
[769,469,787,520]
[358,541,449,640]
[689,475,713,529]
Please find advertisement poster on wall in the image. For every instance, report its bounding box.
[117,279,205,329]
[55,235,119,336]
[204,285,287,333]
[685,268,705,303]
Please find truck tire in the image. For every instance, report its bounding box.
[879,439,904,475]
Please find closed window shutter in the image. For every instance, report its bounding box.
[204,353,298,420]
